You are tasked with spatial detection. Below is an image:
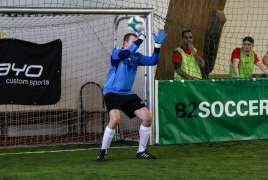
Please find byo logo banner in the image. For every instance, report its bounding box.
[0,39,62,105]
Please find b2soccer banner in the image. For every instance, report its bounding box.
[0,39,62,105]
[155,79,268,145]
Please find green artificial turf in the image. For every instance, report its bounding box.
[0,140,267,180]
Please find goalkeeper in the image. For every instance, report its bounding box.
[97,29,167,162]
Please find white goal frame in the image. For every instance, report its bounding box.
[0,7,155,146]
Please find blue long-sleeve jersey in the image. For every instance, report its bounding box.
[103,38,160,96]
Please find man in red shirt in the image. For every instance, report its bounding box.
[230,36,268,78]
[172,30,205,80]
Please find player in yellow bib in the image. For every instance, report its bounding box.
[230,37,268,78]
[172,30,205,80]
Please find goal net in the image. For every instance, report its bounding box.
[0,8,154,147]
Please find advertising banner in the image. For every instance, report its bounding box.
[0,39,62,105]
[156,79,268,145]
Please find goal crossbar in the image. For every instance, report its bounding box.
[0,7,153,15]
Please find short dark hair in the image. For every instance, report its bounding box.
[181,30,191,38]
[243,36,254,44]
[123,33,138,44]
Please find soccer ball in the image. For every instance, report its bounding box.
[128,16,145,32]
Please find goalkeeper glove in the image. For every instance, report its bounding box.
[137,31,143,36]
[152,29,167,48]
[137,31,146,40]
[152,29,167,43]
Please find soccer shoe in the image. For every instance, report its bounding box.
[136,149,157,159]
[97,149,107,162]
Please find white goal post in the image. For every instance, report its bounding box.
[0,7,155,147]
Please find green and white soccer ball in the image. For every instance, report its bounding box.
[128,16,145,32]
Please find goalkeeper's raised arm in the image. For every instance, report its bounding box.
[138,29,167,65]
[111,32,144,60]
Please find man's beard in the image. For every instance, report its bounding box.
[184,42,188,47]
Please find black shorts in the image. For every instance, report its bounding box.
[104,93,147,119]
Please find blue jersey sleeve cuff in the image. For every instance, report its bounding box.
[118,50,130,59]
[134,39,143,47]
[154,47,160,54]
